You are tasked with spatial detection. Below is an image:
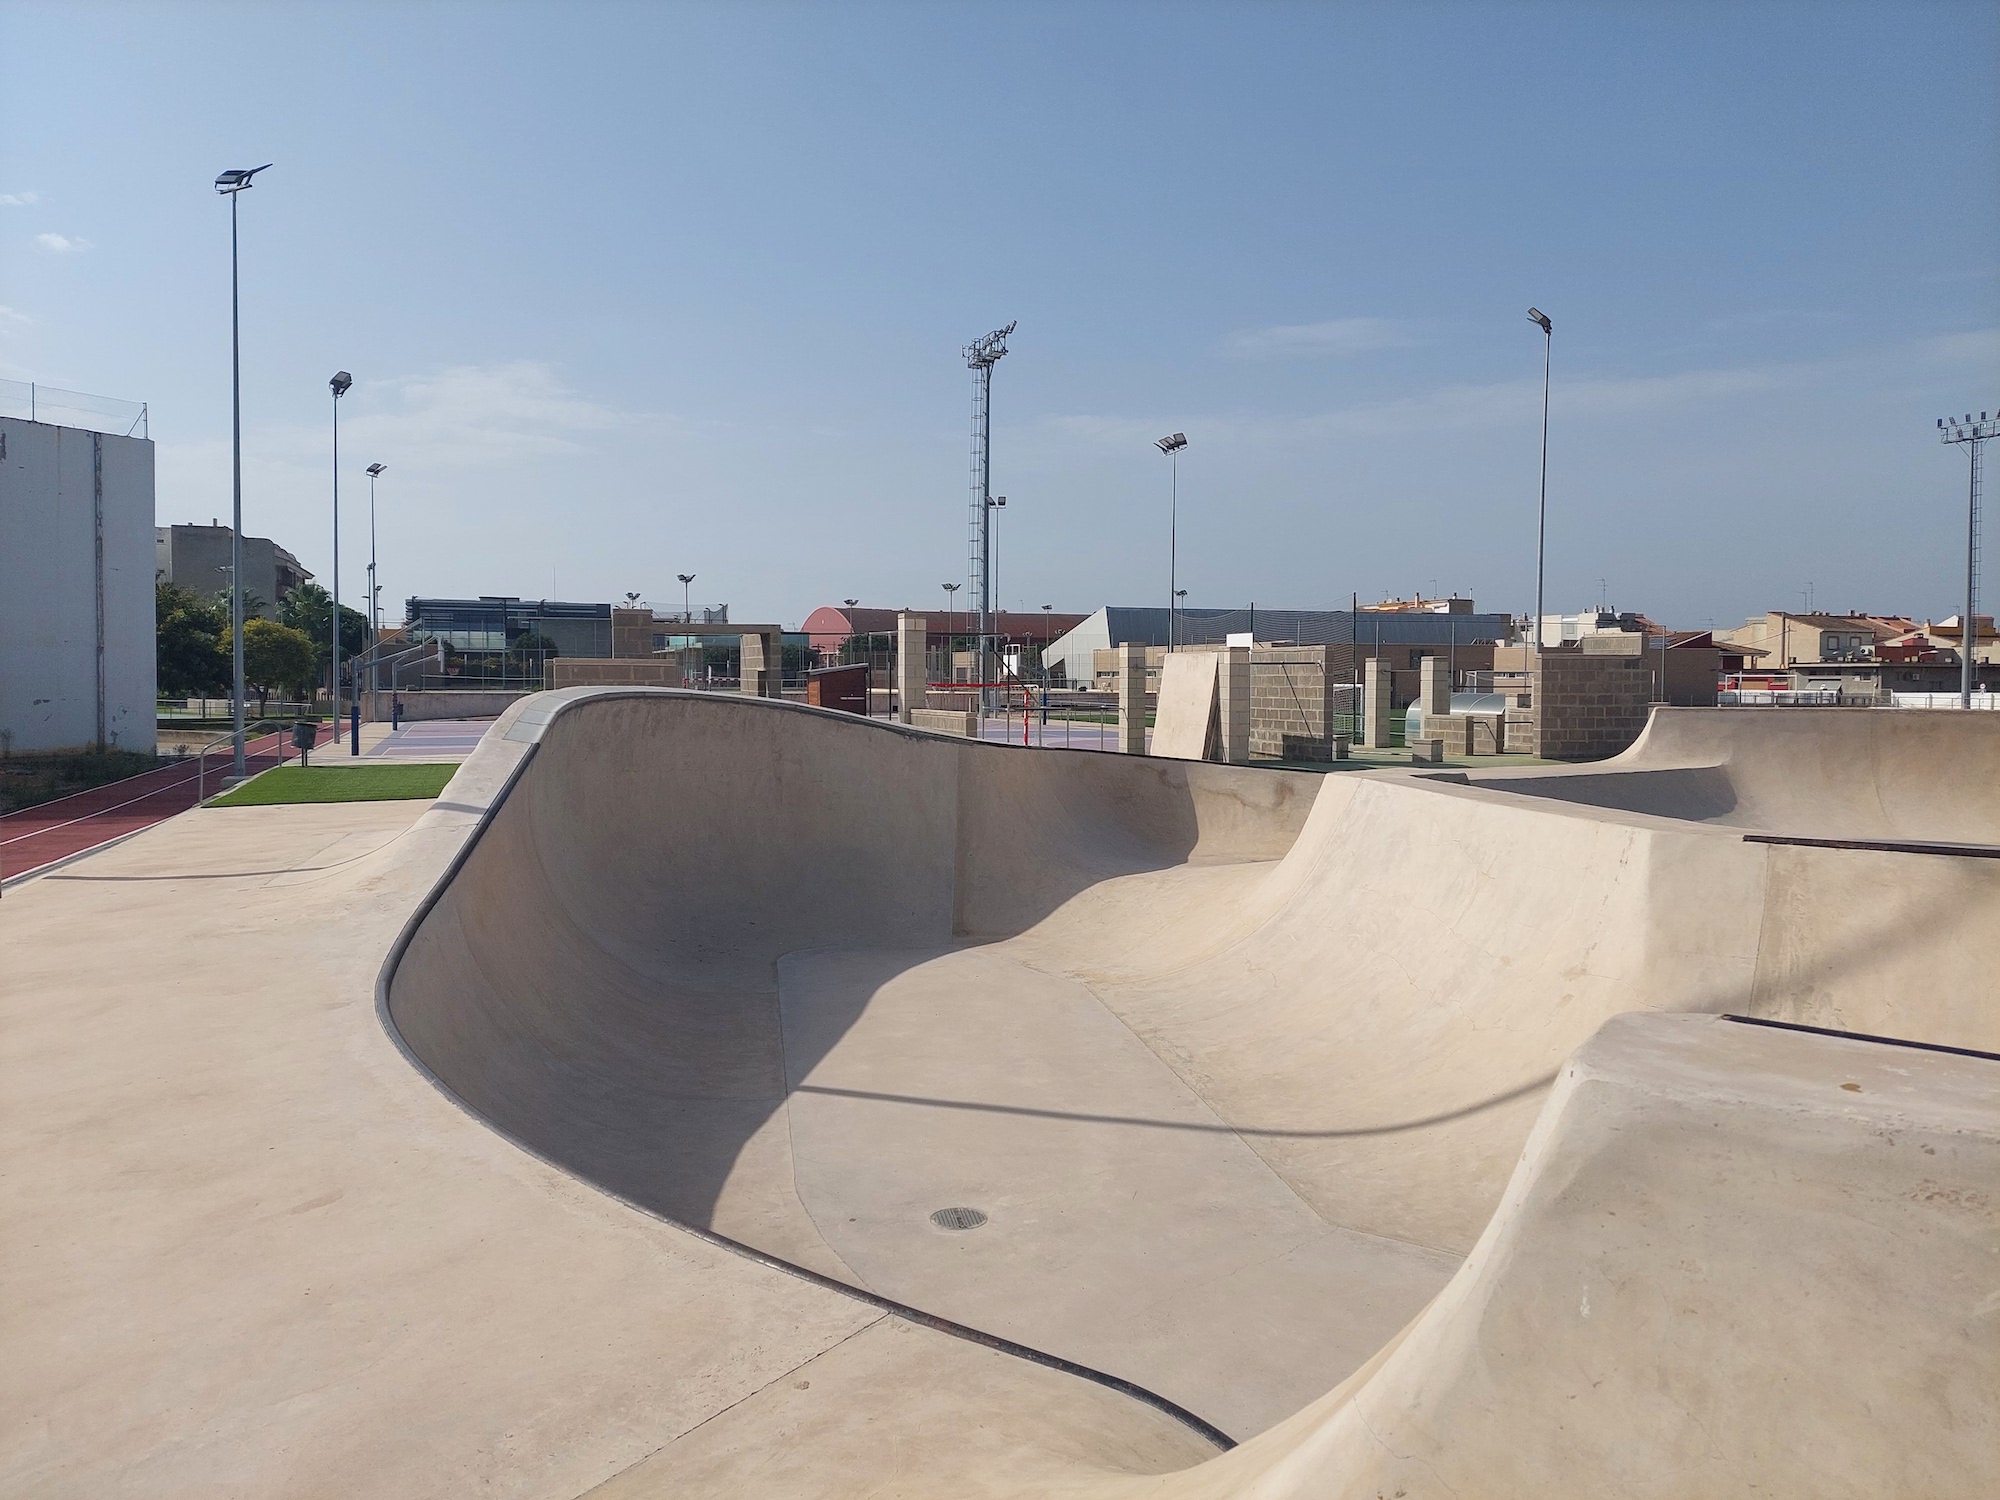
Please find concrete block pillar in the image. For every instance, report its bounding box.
[1363,657,1393,748]
[1421,654,1450,719]
[1217,646,1251,764]
[1116,642,1148,754]
[740,631,783,698]
[896,612,927,724]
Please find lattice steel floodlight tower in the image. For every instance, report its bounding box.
[1939,409,1998,709]
[215,162,271,778]
[964,322,1016,706]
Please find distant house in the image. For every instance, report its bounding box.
[1715,611,1916,669]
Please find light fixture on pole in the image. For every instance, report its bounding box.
[214,163,271,780]
[364,463,386,713]
[1155,433,1187,649]
[364,464,386,633]
[1527,308,1553,650]
[989,496,1006,621]
[1938,409,1997,709]
[329,372,354,753]
[679,573,698,624]
[964,322,1016,712]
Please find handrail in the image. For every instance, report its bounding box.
[194,718,309,801]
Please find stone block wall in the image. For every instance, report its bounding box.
[1250,646,1345,761]
[550,659,683,690]
[1510,648,1655,760]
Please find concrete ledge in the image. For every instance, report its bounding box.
[909,707,976,738]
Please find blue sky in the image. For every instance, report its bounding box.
[4,0,1996,630]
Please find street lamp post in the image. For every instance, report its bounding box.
[214,163,271,779]
[942,582,960,676]
[1527,308,1553,649]
[329,372,354,753]
[365,462,386,711]
[1155,433,1187,649]
[988,496,1006,627]
[678,573,697,624]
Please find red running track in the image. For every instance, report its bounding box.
[0,731,292,883]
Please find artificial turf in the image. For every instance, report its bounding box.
[207,763,457,807]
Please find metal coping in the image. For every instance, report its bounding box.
[1722,1015,2000,1064]
[1743,832,2000,860]
[373,692,1238,1453]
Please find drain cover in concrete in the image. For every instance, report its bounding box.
[929,1206,988,1231]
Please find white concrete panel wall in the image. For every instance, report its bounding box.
[0,416,157,752]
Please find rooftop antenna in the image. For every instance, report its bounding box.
[964,321,1015,714]
[1939,409,1998,708]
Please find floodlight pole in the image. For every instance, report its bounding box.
[1169,450,1178,648]
[213,166,272,777]
[964,322,1015,714]
[330,373,353,753]
[365,463,387,713]
[1939,412,1997,708]
[1155,433,1188,649]
[1529,309,1553,649]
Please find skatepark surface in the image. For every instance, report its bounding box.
[5,690,1996,1497]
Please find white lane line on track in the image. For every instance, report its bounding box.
[0,738,284,848]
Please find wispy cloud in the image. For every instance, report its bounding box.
[0,306,28,325]
[1912,328,2000,366]
[0,192,39,208]
[1043,329,1999,456]
[163,361,643,491]
[35,232,92,254]
[1224,317,1421,359]
[1044,360,1796,452]
[1701,307,1845,334]
[345,361,632,465]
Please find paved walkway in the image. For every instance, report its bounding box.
[1,731,289,884]
[2,788,1208,1498]
[363,718,493,761]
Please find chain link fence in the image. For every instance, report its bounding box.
[0,379,149,438]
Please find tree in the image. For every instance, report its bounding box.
[279,581,369,682]
[237,619,319,715]
[156,580,230,698]
[212,588,269,620]
[511,631,559,660]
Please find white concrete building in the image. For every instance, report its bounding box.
[0,412,157,753]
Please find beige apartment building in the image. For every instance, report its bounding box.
[1716,611,1916,668]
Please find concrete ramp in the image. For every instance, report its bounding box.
[1469,705,2000,842]
[1136,1013,2000,1500]
[1150,651,1219,761]
[381,690,2000,1492]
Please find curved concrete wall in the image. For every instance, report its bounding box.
[387,691,1320,1268]
[389,692,1998,1263]
[379,690,2000,1494]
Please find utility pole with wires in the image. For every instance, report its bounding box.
[964,322,1015,713]
[1939,409,1997,709]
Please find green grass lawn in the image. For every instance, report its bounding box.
[207,763,457,807]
